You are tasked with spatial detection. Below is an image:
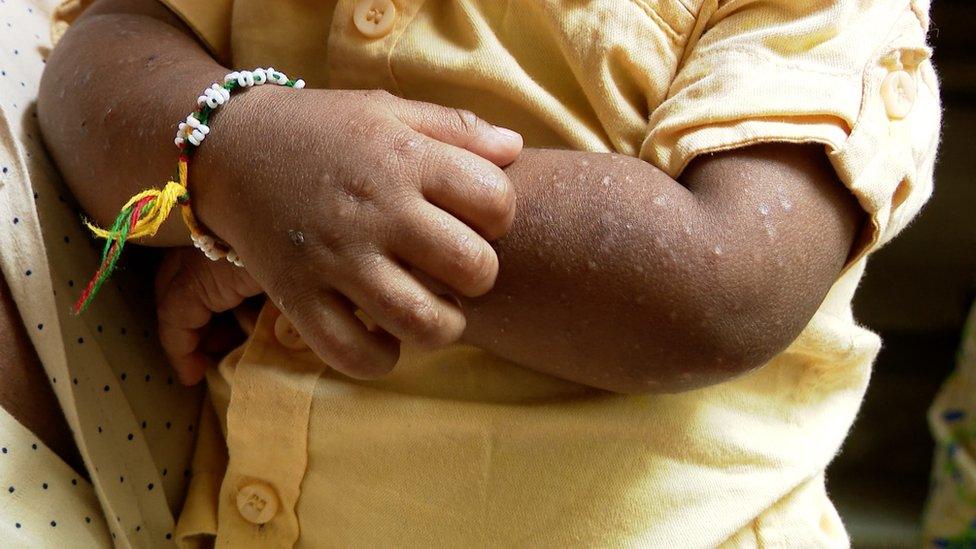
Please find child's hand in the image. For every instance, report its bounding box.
[192,88,521,379]
[155,247,263,385]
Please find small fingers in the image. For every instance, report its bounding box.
[279,288,400,379]
[156,249,262,385]
[392,202,499,297]
[392,98,523,167]
[420,143,516,240]
[337,255,467,350]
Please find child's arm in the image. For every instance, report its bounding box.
[39,0,522,379]
[459,145,862,392]
[43,1,861,394]
[153,139,860,392]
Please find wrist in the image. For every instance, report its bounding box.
[190,83,289,245]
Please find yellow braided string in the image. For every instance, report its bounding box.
[85,159,190,241]
[173,158,207,237]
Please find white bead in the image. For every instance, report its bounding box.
[198,124,210,135]
[174,136,184,146]
[226,250,244,267]
[194,242,213,254]
[190,129,206,142]
[224,71,240,83]
[206,96,220,109]
[252,68,267,85]
[266,67,285,84]
[293,79,306,89]
[241,71,255,87]
[185,115,199,128]
[219,87,230,101]
[197,95,208,106]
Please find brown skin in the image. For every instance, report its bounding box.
[38,0,862,393]
[0,275,84,472]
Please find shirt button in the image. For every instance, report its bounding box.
[236,482,279,525]
[881,70,916,120]
[353,0,397,38]
[274,314,308,350]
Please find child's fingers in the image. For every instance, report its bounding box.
[166,346,212,386]
[155,249,262,385]
[391,202,499,298]
[157,287,216,386]
[154,248,184,306]
[279,289,400,379]
[334,255,467,350]
[393,98,523,167]
[420,147,516,240]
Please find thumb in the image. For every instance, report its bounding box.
[393,99,523,167]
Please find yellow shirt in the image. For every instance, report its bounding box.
[157,0,941,547]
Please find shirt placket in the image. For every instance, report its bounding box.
[215,306,324,547]
[326,0,423,92]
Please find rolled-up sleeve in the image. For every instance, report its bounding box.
[53,0,232,62]
[643,0,941,263]
[156,0,233,62]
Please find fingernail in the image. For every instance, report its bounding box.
[493,125,522,143]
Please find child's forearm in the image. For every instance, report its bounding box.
[41,1,532,377]
[41,2,860,392]
[39,0,230,246]
[459,145,862,393]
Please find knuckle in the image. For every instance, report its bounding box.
[414,136,445,170]
[347,250,386,285]
[349,115,392,150]
[452,236,496,294]
[339,173,378,203]
[394,296,445,348]
[265,269,316,317]
[389,128,425,165]
[312,207,370,260]
[453,108,480,135]
[481,174,516,228]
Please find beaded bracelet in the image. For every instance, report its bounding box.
[74,68,306,314]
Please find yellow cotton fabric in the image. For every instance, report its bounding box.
[160,0,941,546]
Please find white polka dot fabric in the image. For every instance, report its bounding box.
[0,0,202,545]
[0,406,111,545]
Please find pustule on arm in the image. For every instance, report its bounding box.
[458,143,863,394]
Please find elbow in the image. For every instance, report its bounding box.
[613,319,799,395]
[610,283,812,395]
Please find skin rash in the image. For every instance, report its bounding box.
[36,0,863,394]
